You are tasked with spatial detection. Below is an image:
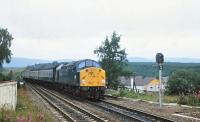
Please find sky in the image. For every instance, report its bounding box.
[0,0,200,60]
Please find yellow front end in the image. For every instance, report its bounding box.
[80,67,106,87]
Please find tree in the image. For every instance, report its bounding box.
[7,70,13,80]
[0,28,13,68]
[166,69,200,95]
[94,31,128,89]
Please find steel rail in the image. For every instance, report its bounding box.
[29,84,76,122]
[100,100,175,122]
[88,100,148,122]
[37,85,108,122]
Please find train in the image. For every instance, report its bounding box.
[22,59,106,100]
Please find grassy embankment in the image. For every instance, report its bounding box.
[106,89,200,106]
[0,86,53,122]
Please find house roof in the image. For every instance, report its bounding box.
[135,76,153,86]
[148,79,159,85]
[119,76,158,87]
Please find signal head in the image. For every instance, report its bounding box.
[156,53,164,64]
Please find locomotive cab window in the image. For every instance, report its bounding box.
[86,60,93,67]
[78,60,100,69]
[93,61,100,67]
[78,61,85,69]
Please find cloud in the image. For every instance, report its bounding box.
[1,0,200,59]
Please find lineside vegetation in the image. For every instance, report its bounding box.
[0,87,53,122]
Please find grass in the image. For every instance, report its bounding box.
[106,89,179,103]
[177,94,200,106]
[106,89,200,106]
[0,87,53,122]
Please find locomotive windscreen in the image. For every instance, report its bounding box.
[78,60,100,69]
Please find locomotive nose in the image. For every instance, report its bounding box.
[80,67,105,86]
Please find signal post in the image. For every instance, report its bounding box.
[156,53,164,108]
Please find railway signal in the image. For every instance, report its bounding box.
[156,53,164,108]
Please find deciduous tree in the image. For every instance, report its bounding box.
[0,28,13,68]
[94,32,128,89]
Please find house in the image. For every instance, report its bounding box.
[144,77,168,92]
[144,79,159,92]
[134,76,150,92]
[118,76,151,92]
[118,76,145,90]
[118,76,168,92]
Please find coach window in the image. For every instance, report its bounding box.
[62,66,67,69]
[78,61,85,69]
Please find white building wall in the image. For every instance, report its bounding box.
[146,84,159,92]
[135,86,144,93]
[0,81,17,110]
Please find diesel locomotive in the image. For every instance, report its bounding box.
[22,59,106,99]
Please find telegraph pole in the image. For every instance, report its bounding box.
[156,53,164,108]
[133,72,137,92]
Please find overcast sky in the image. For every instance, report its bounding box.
[1,0,200,60]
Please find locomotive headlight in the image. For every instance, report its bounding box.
[102,79,105,84]
[81,80,86,84]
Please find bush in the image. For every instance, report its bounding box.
[119,89,128,96]
[177,94,200,106]
[0,73,9,81]
[0,73,5,81]
[0,108,14,122]
[166,69,200,95]
[0,71,13,81]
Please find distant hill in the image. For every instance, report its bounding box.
[3,57,200,68]
[3,57,74,67]
[128,57,153,62]
[165,58,200,63]
[128,57,200,63]
[128,62,200,77]
[3,57,52,67]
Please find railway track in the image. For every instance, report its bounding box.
[29,83,175,122]
[29,84,107,122]
[60,91,175,122]
[88,100,175,122]
[97,100,175,122]
[103,95,175,121]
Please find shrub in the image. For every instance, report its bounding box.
[0,108,15,122]
[177,94,200,106]
[0,72,12,81]
[166,69,200,95]
[119,89,128,97]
